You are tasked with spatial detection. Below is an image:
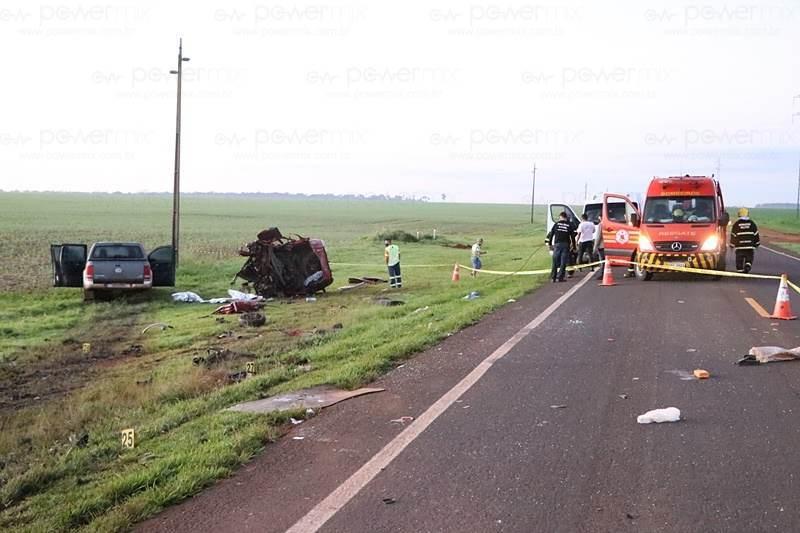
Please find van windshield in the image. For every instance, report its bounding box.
[644,196,715,224]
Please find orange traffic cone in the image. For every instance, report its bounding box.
[599,258,616,287]
[451,263,460,282]
[771,274,797,320]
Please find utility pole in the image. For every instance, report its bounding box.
[530,163,537,224]
[170,38,190,268]
[584,182,588,201]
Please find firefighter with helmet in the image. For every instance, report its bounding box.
[729,208,760,273]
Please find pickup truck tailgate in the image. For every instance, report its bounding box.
[92,261,145,283]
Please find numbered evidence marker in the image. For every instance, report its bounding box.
[245,361,257,375]
[121,428,135,449]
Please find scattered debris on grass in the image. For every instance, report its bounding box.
[239,312,267,327]
[121,344,143,356]
[375,297,404,306]
[172,291,205,303]
[737,346,800,365]
[339,276,388,291]
[193,347,254,368]
[141,323,173,334]
[226,386,385,414]
[412,306,430,314]
[637,407,681,424]
[463,291,480,301]
[213,300,263,315]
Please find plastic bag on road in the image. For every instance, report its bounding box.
[737,346,800,365]
[637,407,681,424]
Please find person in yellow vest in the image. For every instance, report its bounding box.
[384,238,402,288]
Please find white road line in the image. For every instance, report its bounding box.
[763,245,800,263]
[285,272,595,533]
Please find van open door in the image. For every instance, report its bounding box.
[148,246,175,287]
[601,194,640,264]
[51,244,87,287]
[545,203,579,238]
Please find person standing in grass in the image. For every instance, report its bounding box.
[470,238,486,277]
[384,238,402,288]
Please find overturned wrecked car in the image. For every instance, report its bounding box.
[234,227,333,297]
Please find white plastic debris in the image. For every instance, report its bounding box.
[228,289,262,302]
[171,291,205,303]
[637,407,681,424]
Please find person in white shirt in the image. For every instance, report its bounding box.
[384,239,402,288]
[470,238,485,277]
[576,213,596,272]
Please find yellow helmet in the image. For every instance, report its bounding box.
[738,207,749,218]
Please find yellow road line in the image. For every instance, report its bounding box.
[745,297,771,318]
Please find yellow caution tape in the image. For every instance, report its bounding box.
[457,261,604,276]
[787,279,800,296]
[615,259,782,281]
[330,262,450,268]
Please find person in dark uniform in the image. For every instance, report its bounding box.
[730,208,760,273]
[546,212,576,282]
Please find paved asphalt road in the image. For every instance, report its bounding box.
[140,246,800,533]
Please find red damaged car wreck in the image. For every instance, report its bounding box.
[234,227,334,298]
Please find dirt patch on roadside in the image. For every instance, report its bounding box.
[0,328,143,413]
[762,228,800,244]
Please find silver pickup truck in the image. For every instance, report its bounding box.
[50,242,174,300]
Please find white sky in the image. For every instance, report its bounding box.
[0,0,799,205]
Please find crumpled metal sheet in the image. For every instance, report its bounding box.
[226,386,385,414]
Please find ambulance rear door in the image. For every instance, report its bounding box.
[602,194,641,263]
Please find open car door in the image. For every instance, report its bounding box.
[602,193,640,264]
[51,244,87,287]
[148,246,175,287]
[545,203,579,239]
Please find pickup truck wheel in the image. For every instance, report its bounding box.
[83,289,95,302]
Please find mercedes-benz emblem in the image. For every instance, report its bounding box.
[671,242,683,252]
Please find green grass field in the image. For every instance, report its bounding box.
[0,192,552,532]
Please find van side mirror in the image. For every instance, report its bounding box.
[719,212,730,227]
[629,213,640,227]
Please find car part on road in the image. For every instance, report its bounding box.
[226,386,385,414]
[637,407,681,424]
[693,369,710,379]
[737,346,800,365]
[234,227,333,298]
